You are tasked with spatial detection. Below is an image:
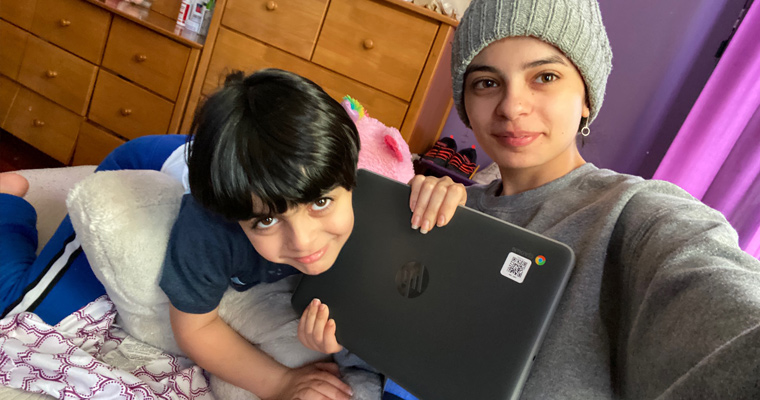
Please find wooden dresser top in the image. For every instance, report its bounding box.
[86,0,205,48]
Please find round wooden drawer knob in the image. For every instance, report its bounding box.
[120,108,133,116]
[135,54,148,62]
[33,119,45,127]
[59,19,71,27]
[363,39,375,50]
[45,70,58,78]
[266,1,277,11]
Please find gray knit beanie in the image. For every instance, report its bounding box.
[452,0,613,127]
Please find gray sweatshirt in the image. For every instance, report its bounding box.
[466,163,760,400]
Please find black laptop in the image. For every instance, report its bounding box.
[292,169,575,400]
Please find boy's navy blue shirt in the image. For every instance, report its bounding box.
[160,194,299,314]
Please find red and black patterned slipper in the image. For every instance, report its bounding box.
[446,146,478,178]
[421,136,457,166]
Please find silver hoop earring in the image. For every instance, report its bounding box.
[580,122,590,137]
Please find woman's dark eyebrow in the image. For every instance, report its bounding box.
[464,55,567,81]
[465,64,499,75]
[522,55,568,69]
[463,64,500,82]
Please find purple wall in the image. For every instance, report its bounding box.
[440,0,748,177]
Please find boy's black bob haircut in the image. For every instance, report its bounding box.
[187,68,361,221]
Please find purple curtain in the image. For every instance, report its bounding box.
[653,2,760,259]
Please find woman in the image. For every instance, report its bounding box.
[392,0,760,398]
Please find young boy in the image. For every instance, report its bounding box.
[159,69,466,400]
[157,68,359,400]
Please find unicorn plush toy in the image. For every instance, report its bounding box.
[342,96,415,183]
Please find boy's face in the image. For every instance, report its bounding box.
[238,187,354,275]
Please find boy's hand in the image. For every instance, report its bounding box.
[272,362,353,400]
[408,175,467,234]
[298,299,343,354]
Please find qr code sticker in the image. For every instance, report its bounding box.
[500,252,532,283]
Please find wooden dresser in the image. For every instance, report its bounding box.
[183,0,457,153]
[1,0,456,165]
[0,0,201,165]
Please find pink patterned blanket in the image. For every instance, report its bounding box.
[0,296,213,399]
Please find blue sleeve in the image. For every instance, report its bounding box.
[96,134,188,172]
[0,195,39,308]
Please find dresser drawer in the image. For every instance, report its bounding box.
[313,0,438,101]
[30,0,111,64]
[89,70,174,140]
[204,28,408,129]
[17,35,98,115]
[72,122,126,166]
[222,0,328,60]
[4,87,82,163]
[0,75,21,126]
[0,19,29,79]
[0,0,37,30]
[102,17,190,100]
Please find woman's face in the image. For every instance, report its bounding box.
[463,36,589,177]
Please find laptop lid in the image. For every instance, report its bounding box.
[292,169,575,400]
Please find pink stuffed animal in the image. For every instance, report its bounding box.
[342,96,415,183]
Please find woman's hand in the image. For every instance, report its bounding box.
[408,175,467,234]
[298,298,343,355]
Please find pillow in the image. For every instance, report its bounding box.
[66,170,381,399]
[67,170,185,354]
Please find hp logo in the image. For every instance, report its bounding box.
[395,261,429,298]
